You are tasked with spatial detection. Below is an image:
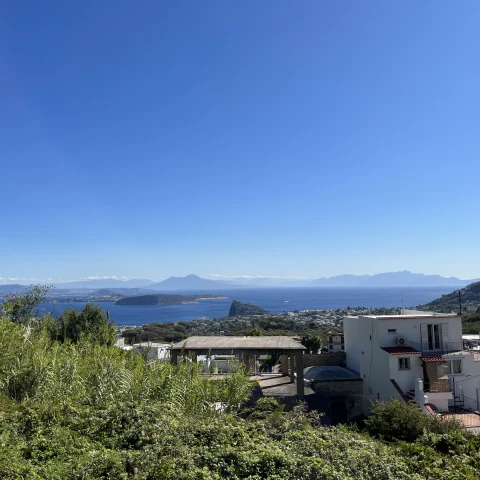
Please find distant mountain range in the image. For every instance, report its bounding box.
[0,271,476,296]
[53,279,155,289]
[148,274,240,291]
[57,272,478,290]
[307,271,478,287]
[0,284,27,294]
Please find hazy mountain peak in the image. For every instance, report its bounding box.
[148,274,240,291]
[309,271,477,287]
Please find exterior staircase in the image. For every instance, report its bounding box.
[453,393,465,410]
[404,389,423,409]
[405,389,415,401]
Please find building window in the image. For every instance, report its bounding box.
[329,336,332,343]
[427,324,441,350]
[445,359,462,375]
[341,345,344,350]
[398,357,411,370]
[388,329,397,333]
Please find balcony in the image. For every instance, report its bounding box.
[426,378,451,393]
[409,341,465,356]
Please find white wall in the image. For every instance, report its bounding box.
[447,354,480,410]
[134,345,170,362]
[345,316,392,402]
[344,316,371,373]
[369,348,395,400]
[389,354,422,393]
[427,392,451,412]
[374,316,462,351]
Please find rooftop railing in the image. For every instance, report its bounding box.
[409,341,465,355]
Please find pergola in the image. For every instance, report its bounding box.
[171,336,307,397]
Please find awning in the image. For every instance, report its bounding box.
[421,356,446,363]
[381,346,421,355]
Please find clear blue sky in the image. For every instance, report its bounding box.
[1,1,479,282]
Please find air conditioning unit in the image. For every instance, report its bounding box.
[397,336,408,346]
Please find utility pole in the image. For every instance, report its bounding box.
[459,290,462,316]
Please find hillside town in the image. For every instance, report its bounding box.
[116,295,480,432]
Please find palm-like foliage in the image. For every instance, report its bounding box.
[0,318,252,416]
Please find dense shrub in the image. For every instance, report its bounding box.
[365,398,464,443]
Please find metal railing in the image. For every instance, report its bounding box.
[455,386,480,412]
[409,341,465,355]
[460,395,480,412]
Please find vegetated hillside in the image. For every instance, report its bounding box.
[419,281,480,334]
[228,300,269,317]
[0,310,479,478]
[421,281,480,312]
[89,288,155,297]
[116,293,223,306]
[121,307,395,345]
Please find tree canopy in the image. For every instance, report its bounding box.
[55,303,116,346]
[1,284,50,323]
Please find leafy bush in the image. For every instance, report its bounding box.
[365,399,464,443]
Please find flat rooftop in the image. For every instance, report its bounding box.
[252,374,314,397]
[304,366,361,382]
[347,314,459,321]
[172,336,306,351]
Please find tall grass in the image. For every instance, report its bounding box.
[0,318,252,416]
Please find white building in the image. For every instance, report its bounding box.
[463,334,480,349]
[443,349,480,412]
[343,312,472,413]
[326,332,344,352]
[201,355,239,373]
[133,342,171,362]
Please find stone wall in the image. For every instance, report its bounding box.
[303,352,346,368]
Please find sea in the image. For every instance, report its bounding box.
[36,286,454,327]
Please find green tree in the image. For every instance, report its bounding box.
[301,334,322,354]
[1,285,51,324]
[55,303,116,346]
[122,328,140,345]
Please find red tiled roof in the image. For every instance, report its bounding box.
[421,356,446,363]
[381,346,421,355]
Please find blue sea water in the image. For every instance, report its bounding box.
[37,286,455,327]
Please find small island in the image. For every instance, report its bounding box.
[228,300,270,317]
[115,293,226,306]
